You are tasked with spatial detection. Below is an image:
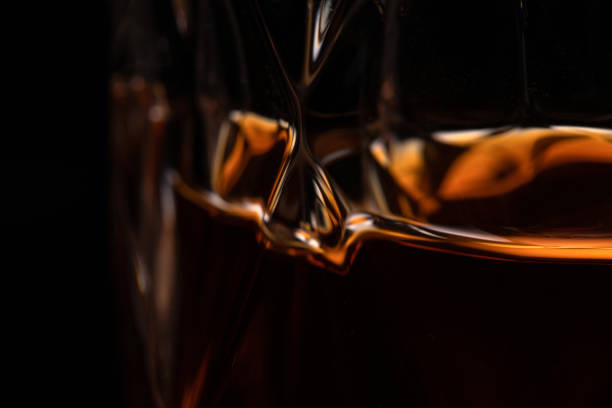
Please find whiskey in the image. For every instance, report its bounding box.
[169,174,612,408]
[160,112,612,407]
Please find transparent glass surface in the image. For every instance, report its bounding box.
[110,1,612,407]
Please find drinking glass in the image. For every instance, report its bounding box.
[110,1,611,407]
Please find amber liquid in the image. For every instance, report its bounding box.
[166,113,612,407]
[171,186,612,408]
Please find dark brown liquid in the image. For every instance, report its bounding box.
[166,114,612,407]
[170,189,612,408]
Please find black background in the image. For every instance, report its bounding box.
[5,2,122,406]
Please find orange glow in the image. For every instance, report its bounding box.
[172,114,612,274]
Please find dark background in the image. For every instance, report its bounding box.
[5,2,122,406]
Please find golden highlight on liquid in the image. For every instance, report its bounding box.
[172,111,612,272]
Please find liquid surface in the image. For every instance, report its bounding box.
[172,112,612,272]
